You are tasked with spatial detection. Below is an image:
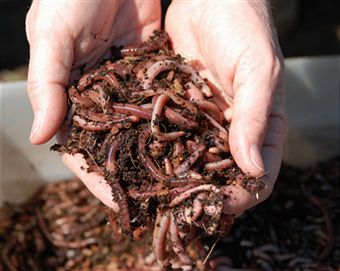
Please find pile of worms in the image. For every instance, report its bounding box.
[55,30,264,270]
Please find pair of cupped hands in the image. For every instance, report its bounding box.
[26,0,287,217]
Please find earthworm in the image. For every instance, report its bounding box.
[128,182,165,201]
[73,115,114,131]
[169,185,221,207]
[136,55,174,80]
[91,83,110,110]
[204,158,234,172]
[107,209,124,242]
[106,141,118,173]
[192,193,206,222]
[208,147,222,154]
[112,103,152,120]
[180,170,203,180]
[77,69,101,91]
[152,210,171,263]
[111,178,131,235]
[169,213,192,265]
[195,100,223,124]
[81,88,101,105]
[93,71,120,88]
[75,108,118,122]
[138,127,170,181]
[151,94,185,141]
[73,115,138,131]
[37,209,97,248]
[106,61,132,79]
[203,112,228,134]
[140,103,154,109]
[164,106,198,129]
[172,141,184,159]
[78,70,120,91]
[168,183,201,201]
[174,144,205,176]
[204,152,222,163]
[121,30,169,57]
[142,60,212,98]
[156,88,198,114]
[68,86,95,108]
[164,157,174,177]
[184,82,204,101]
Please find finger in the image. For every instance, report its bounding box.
[222,184,253,217]
[253,106,288,200]
[229,56,282,177]
[62,153,119,211]
[27,34,73,144]
[223,109,287,216]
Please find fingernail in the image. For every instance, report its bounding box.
[30,110,42,140]
[250,144,265,172]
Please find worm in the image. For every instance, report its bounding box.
[184,82,204,101]
[138,127,170,181]
[106,141,118,173]
[112,103,152,120]
[142,60,212,97]
[121,30,169,57]
[73,115,138,131]
[174,144,205,176]
[111,178,131,235]
[169,213,192,265]
[152,210,171,263]
[203,112,228,134]
[128,182,165,201]
[204,158,234,172]
[164,157,174,177]
[151,94,186,141]
[169,185,221,208]
[194,100,223,124]
[68,86,95,108]
[106,61,132,79]
[164,106,198,129]
[192,193,206,222]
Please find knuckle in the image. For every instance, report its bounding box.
[272,55,284,79]
[27,81,41,99]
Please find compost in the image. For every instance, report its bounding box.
[52,30,264,269]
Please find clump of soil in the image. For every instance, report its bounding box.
[53,30,263,269]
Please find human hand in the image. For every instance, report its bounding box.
[26,0,161,209]
[165,0,288,215]
[26,0,161,144]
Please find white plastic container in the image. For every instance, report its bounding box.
[0,56,339,205]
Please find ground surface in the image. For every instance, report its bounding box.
[0,157,338,270]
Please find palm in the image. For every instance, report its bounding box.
[166,2,287,209]
[56,1,161,77]
[26,0,161,144]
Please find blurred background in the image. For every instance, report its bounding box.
[0,0,339,80]
[0,1,339,270]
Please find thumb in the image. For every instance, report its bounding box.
[27,34,73,144]
[229,57,281,177]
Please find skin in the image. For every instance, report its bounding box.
[26,0,287,216]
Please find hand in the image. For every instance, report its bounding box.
[166,0,288,215]
[26,0,161,144]
[26,0,161,209]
